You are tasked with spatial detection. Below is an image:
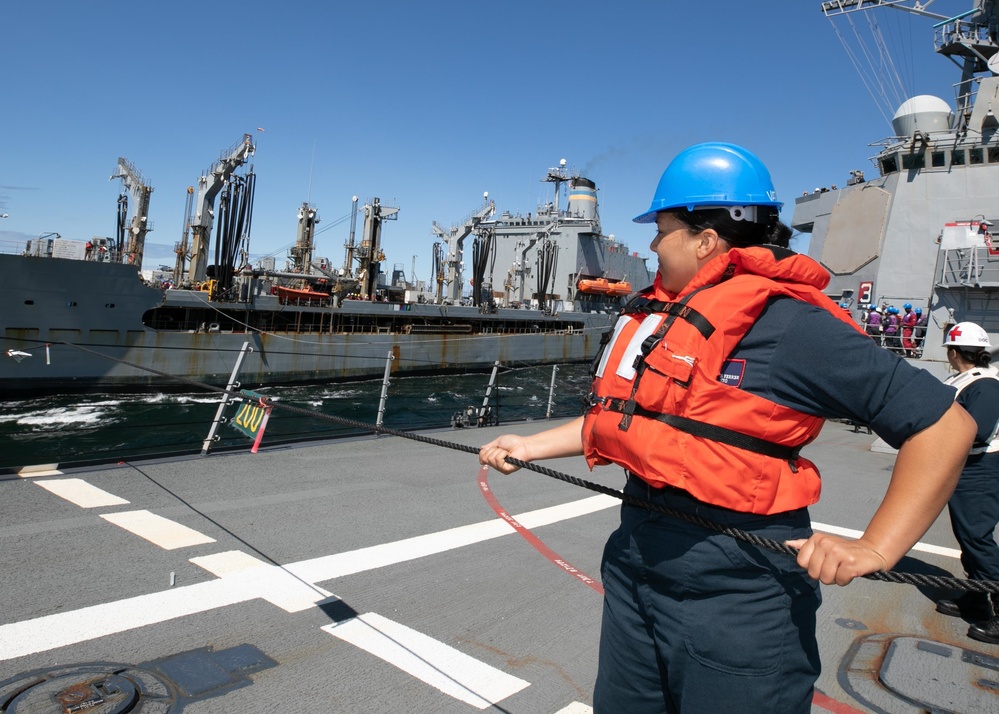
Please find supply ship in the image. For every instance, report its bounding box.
[795,0,999,377]
[0,142,652,396]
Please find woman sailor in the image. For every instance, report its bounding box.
[934,321,999,644]
[479,142,974,713]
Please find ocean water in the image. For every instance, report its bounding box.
[0,363,594,469]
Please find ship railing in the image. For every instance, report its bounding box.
[0,239,25,256]
[937,246,999,288]
[0,363,596,469]
[934,18,994,54]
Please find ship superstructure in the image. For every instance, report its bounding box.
[794,0,999,373]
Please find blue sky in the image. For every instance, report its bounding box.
[0,1,962,276]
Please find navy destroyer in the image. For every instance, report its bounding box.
[795,0,999,377]
[0,142,652,396]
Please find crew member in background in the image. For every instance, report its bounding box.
[479,142,975,714]
[883,306,902,354]
[901,302,918,357]
[914,307,928,355]
[865,304,883,342]
[935,322,999,644]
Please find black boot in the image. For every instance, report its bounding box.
[968,593,999,644]
[936,591,992,619]
[969,616,999,644]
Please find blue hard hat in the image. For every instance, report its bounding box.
[888,306,899,314]
[634,142,783,224]
[903,303,912,309]
[915,307,922,314]
[839,301,849,308]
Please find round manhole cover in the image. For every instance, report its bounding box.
[1,666,172,714]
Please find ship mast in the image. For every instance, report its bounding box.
[822,0,999,134]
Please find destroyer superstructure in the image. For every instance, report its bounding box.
[0,145,652,396]
[794,0,999,374]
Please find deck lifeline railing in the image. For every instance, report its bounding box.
[201,354,555,454]
[1,362,593,471]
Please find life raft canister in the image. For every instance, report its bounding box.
[582,245,864,515]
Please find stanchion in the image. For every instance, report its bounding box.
[201,342,253,454]
[546,364,559,419]
[375,351,394,429]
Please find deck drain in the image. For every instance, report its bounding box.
[0,645,276,713]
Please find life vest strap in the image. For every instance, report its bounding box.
[601,398,801,468]
[623,297,715,340]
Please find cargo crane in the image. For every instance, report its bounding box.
[185,134,256,284]
[431,195,495,303]
[110,157,153,266]
[353,197,399,299]
[288,202,320,276]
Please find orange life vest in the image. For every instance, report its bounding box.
[582,245,864,515]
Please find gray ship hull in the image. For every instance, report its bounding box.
[0,254,610,396]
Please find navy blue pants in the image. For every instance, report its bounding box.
[948,455,999,582]
[593,476,821,714]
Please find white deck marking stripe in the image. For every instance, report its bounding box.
[100,510,216,550]
[0,579,248,660]
[191,550,333,613]
[287,494,618,584]
[35,478,130,508]
[812,521,961,559]
[322,613,529,709]
[0,494,615,660]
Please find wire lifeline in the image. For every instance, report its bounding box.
[50,338,999,595]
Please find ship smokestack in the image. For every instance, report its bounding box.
[568,177,598,221]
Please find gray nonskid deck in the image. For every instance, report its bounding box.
[0,421,994,712]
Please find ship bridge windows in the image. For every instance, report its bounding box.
[880,154,899,174]
[878,147,993,174]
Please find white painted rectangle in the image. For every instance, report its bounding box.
[17,464,62,478]
[35,478,129,508]
[323,612,529,709]
[101,510,215,550]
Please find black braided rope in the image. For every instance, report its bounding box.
[50,339,999,594]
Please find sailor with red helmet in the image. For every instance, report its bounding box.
[934,322,999,643]
[479,142,974,713]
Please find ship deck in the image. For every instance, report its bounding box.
[1,420,995,713]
